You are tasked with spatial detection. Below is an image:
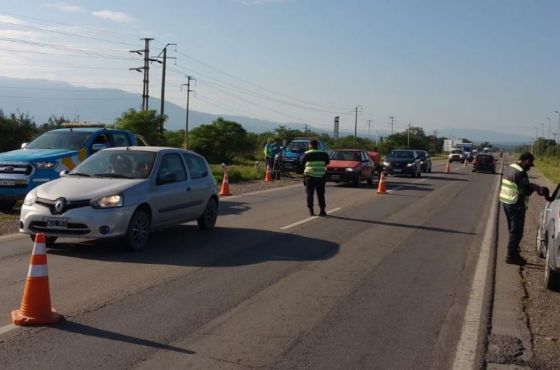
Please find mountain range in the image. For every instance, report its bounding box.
[0,76,530,145]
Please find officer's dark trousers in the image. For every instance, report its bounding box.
[503,204,525,258]
[305,175,326,210]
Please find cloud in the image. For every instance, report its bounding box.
[92,10,136,23]
[45,2,85,13]
[0,14,26,25]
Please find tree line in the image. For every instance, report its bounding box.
[0,108,452,164]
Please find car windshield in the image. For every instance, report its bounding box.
[330,151,362,161]
[286,141,308,153]
[416,151,427,159]
[25,131,91,150]
[390,151,414,159]
[70,150,156,179]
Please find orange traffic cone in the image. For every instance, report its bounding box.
[219,168,231,196]
[377,171,387,194]
[12,233,63,325]
[264,164,273,182]
[445,161,451,174]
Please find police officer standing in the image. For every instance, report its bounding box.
[264,138,275,174]
[499,152,542,265]
[301,139,330,216]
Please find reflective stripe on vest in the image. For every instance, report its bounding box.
[304,149,326,177]
[499,163,527,207]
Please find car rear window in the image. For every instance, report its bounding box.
[476,155,493,163]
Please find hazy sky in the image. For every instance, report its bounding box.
[1,0,559,139]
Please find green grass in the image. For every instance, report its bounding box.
[210,164,264,183]
[534,156,560,184]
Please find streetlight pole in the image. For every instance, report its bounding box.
[555,110,560,164]
[534,126,539,156]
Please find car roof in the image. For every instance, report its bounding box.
[51,128,127,133]
[101,146,196,154]
[332,149,362,151]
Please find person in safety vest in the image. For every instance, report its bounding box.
[499,152,542,265]
[263,138,276,174]
[300,139,330,216]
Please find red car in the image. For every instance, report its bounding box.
[326,149,376,186]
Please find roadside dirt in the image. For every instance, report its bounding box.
[0,176,304,236]
[518,171,560,369]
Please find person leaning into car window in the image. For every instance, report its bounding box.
[301,139,330,217]
[499,152,543,265]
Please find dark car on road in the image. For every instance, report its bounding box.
[383,149,421,177]
[472,153,496,173]
[326,149,375,186]
[415,150,432,173]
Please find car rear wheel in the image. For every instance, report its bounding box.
[544,245,560,291]
[125,208,150,251]
[198,197,218,230]
[29,235,58,247]
[536,227,545,258]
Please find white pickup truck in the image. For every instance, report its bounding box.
[448,149,464,163]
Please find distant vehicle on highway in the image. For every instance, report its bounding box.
[414,150,432,173]
[19,147,218,251]
[279,137,328,173]
[383,149,421,177]
[326,149,375,186]
[536,184,560,290]
[471,153,496,173]
[448,149,465,163]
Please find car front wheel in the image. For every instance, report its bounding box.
[198,197,218,230]
[29,235,57,247]
[125,208,150,251]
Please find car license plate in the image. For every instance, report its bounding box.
[331,175,340,180]
[0,179,15,186]
[44,217,68,229]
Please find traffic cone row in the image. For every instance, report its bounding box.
[12,233,63,325]
[377,171,387,194]
[219,167,231,196]
[264,164,273,182]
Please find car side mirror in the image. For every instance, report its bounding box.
[157,172,177,185]
[60,170,68,177]
[21,142,28,149]
[92,143,107,152]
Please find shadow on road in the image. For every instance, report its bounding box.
[54,321,195,354]
[327,215,475,235]
[218,201,251,216]
[46,226,340,267]
[420,175,469,181]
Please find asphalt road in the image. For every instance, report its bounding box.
[0,161,498,369]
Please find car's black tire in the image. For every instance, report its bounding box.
[544,246,560,291]
[29,234,58,247]
[124,208,150,251]
[416,168,421,177]
[366,172,374,185]
[0,200,16,213]
[428,165,432,173]
[198,197,218,230]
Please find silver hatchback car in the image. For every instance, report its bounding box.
[536,184,560,290]
[19,147,219,250]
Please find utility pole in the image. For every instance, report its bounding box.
[389,116,395,135]
[152,43,176,144]
[368,120,374,138]
[181,76,194,150]
[354,105,362,141]
[407,122,411,147]
[129,38,157,111]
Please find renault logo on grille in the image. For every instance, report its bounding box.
[54,198,66,213]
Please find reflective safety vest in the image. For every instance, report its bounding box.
[499,163,528,207]
[303,149,327,177]
[264,144,273,158]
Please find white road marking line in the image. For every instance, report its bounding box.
[280,207,342,230]
[0,323,17,336]
[452,173,500,369]
[221,183,302,200]
[386,185,404,193]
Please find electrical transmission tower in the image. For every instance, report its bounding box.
[182,76,195,150]
[130,38,158,111]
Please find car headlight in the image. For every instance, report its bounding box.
[383,161,390,167]
[23,189,37,206]
[420,161,424,164]
[345,167,358,172]
[406,163,414,167]
[32,161,58,169]
[90,193,123,209]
